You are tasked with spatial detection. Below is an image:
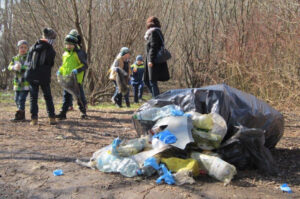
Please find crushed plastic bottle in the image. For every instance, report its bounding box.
[191,152,236,185]
[133,105,184,122]
[114,136,151,157]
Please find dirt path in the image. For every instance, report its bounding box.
[0,101,299,199]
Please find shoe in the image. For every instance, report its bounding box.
[80,113,88,119]
[11,110,25,122]
[49,117,57,125]
[30,118,38,126]
[56,112,67,120]
[116,104,122,108]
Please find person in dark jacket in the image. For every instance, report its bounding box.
[144,16,170,97]
[25,28,57,125]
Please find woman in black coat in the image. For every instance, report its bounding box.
[144,16,169,97]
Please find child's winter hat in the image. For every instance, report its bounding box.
[65,34,78,45]
[43,28,56,40]
[17,40,28,47]
[120,47,130,56]
[136,55,143,62]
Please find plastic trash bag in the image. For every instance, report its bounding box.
[188,112,227,150]
[135,84,284,149]
[116,67,129,95]
[57,73,82,105]
[190,152,236,185]
[161,157,200,176]
[217,126,278,175]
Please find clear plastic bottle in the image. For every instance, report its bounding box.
[190,152,236,185]
[133,105,183,121]
[117,157,140,178]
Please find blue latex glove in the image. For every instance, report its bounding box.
[144,157,160,170]
[153,130,177,144]
[112,137,122,154]
[72,69,78,74]
[171,109,184,116]
[56,71,61,76]
[156,164,175,185]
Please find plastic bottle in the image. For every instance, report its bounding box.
[133,105,184,121]
[190,152,236,185]
[115,136,151,157]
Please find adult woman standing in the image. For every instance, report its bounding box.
[144,16,170,97]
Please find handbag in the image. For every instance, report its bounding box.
[154,30,172,64]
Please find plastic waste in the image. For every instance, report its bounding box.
[217,126,277,175]
[191,152,236,185]
[280,183,292,193]
[137,157,160,177]
[133,105,183,121]
[113,136,151,157]
[161,157,200,176]
[135,84,284,149]
[156,164,175,185]
[173,170,196,185]
[152,130,177,144]
[96,150,139,178]
[152,116,194,150]
[57,73,82,105]
[53,169,64,176]
[152,138,168,149]
[188,112,227,150]
[116,67,129,95]
[148,125,168,135]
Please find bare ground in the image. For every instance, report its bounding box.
[0,100,299,199]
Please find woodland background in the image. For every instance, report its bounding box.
[0,0,299,107]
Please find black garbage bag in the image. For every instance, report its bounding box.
[217,126,278,175]
[116,67,128,95]
[136,84,284,149]
[57,73,82,105]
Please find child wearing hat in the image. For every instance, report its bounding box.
[131,55,145,103]
[56,30,88,120]
[25,28,57,125]
[8,40,30,121]
[109,47,131,108]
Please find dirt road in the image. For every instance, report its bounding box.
[0,100,299,199]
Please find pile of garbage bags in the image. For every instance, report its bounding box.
[77,84,284,185]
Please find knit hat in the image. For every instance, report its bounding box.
[43,28,56,40]
[120,47,130,56]
[64,34,78,45]
[17,40,28,47]
[136,55,143,62]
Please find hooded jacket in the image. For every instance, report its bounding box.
[25,39,56,84]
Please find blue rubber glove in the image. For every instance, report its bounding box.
[156,164,175,185]
[72,69,78,74]
[56,71,61,76]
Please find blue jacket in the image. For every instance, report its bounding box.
[131,62,145,84]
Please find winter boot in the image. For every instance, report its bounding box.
[30,118,38,126]
[49,117,57,125]
[56,111,67,120]
[11,110,24,122]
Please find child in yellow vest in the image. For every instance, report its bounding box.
[56,30,88,119]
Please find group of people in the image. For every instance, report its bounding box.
[8,28,88,125]
[8,16,170,125]
[109,16,170,108]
